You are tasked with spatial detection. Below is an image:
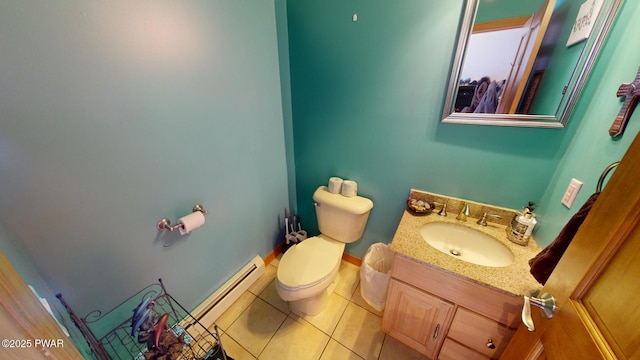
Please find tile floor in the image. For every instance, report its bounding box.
[212,258,430,360]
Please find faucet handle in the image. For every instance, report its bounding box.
[476,212,502,226]
[433,202,448,217]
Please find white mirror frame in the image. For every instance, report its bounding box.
[442,0,623,128]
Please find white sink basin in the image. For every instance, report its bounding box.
[420,222,514,267]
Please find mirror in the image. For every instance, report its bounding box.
[442,0,623,128]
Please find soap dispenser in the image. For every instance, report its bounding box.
[508,202,537,246]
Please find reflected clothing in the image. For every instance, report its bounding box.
[461,79,489,113]
[474,81,498,114]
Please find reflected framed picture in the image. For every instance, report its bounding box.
[567,0,605,47]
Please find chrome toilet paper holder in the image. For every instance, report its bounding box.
[157,204,208,232]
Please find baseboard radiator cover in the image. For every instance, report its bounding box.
[188,255,265,329]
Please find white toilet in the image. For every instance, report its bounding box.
[276,186,373,316]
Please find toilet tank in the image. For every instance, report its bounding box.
[313,186,374,243]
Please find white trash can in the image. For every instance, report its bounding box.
[360,243,394,312]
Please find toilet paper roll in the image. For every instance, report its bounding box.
[328,177,344,194]
[341,180,358,197]
[178,211,206,235]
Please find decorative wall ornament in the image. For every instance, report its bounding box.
[609,67,640,138]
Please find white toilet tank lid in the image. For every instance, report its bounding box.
[313,186,373,215]
[277,236,344,289]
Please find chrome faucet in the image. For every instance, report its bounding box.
[476,212,502,226]
[433,202,448,217]
[456,202,470,221]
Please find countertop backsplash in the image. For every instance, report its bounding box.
[408,189,519,227]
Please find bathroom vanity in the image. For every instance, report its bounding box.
[382,190,542,359]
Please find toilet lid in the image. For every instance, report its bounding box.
[277,236,344,290]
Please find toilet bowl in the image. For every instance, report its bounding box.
[275,186,374,316]
[276,235,345,316]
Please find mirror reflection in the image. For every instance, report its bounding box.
[457,0,557,115]
[458,0,556,115]
[442,0,622,127]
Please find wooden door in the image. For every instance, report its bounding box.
[496,0,555,114]
[501,132,640,359]
[0,250,83,359]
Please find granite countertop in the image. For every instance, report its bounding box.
[390,209,543,297]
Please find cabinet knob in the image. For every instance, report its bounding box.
[486,339,496,349]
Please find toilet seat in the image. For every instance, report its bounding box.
[276,235,345,299]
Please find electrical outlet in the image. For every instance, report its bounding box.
[561,178,583,208]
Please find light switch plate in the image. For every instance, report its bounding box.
[561,178,583,208]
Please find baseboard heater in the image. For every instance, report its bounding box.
[187,255,265,329]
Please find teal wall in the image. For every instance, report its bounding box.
[0,0,288,326]
[535,0,640,246]
[475,0,545,23]
[276,0,298,212]
[287,0,639,256]
[288,0,559,257]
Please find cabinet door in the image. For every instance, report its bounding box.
[382,279,454,358]
[447,307,514,358]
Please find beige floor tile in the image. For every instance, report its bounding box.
[332,302,385,360]
[293,292,349,335]
[350,284,384,317]
[334,261,360,299]
[216,291,258,331]
[320,339,363,360]
[226,298,287,357]
[219,332,256,360]
[249,263,277,296]
[378,335,430,360]
[258,316,330,360]
[258,279,290,314]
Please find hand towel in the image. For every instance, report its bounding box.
[529,192,600,284]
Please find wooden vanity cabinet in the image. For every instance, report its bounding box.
[382,255,523,359]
